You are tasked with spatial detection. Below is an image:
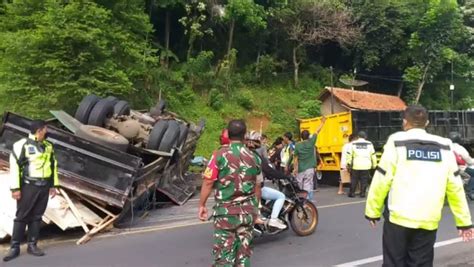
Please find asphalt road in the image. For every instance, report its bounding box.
[1,188,474,267]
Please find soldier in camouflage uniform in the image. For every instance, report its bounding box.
[199,120,261,267]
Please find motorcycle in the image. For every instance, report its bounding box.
[253,176,319,237]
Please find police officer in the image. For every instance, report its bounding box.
[3,120,59,262]
[365,105,473,266]
[198,120,261,266]
[347,131,376,198]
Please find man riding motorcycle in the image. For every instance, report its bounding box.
[449,131,474,200]
[245,131,287,230]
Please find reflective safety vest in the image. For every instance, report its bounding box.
[348,138,377,170]
[280,142,295,168]
[366,128,472,230]
[9,134,59,191]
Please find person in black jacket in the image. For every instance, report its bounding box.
[247,131,287,229]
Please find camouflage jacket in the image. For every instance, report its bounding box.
[213,142,261,216]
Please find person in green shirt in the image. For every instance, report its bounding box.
[293,117,326,200]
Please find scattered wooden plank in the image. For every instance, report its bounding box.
[44,194,102,231]
[77,215,118,245]
[72,191,115,217]
[59,188,89,233]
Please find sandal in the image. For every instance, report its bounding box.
[337,191,345,195]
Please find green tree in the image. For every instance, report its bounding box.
[219,0,267,58]
[350,1,421,72]
[403,0,466,104]
[277,0,359,87]
[179,1,212,60]
[156,0,184,67]
[0,1,156,115]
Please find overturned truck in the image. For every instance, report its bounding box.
[0,95,205,242]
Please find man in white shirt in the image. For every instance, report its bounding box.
[338,134,356,195]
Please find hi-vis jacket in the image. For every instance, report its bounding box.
[348,138,377,170]
[366,128,472,230]
[9,134,59,191]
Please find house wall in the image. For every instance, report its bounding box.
[320,98,348,116]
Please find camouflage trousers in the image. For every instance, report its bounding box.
[212,214,254,267]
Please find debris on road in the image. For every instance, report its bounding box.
[0,96,205,244]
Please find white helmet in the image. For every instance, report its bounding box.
[245,130,261,141]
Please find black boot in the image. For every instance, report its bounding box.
[360,186,367,198]
[3,221,26,262]
[3,241,20,262]
[27,221,45,257]
[348,184,356,198]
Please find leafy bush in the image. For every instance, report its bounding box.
[209,88,224,110]
[0,1,156,116]
[297,100,321,119]
[182,51,215,90]
[254,55,287,83]
[236,90,254,110]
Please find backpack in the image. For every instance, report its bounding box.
[453,151,466,166]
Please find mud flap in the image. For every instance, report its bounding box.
[156,163,196,205]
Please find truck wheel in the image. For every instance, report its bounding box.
[158,120,180,153]
[147,120,169,150]
[150,100,166,116]
[87,99,115,127]
[75,95,100,124]
[177,123,189,148]
[104,96,119,105]
[157,100,166,113]
[114,100,130,116]
[76,125,129,152]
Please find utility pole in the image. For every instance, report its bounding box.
[450,61,454,110]
[351,68,357,102]
[330,66,334,114]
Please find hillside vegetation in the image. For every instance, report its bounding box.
[0,1,473,157]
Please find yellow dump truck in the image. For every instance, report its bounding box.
[299,110,474,184]
[299,112,353,174]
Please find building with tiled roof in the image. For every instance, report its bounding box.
[318,87,406,115]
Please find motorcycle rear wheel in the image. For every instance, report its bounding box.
[290,201,318,236]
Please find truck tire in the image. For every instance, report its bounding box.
[75,95,100,124]
[147,120,169,150]
[87,99,115,127]
[177,123,189,148]
[158,120,180,153]
[104,96,119,105]
[157,100,166,113]
[150,100,166,116]
[114,100,130,116]
[76,125,129,152]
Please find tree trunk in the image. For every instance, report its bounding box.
[293,45,300,87]
[164,10,170,68]
[226,19,235,58]
[187,35,195,61]
[255,51,260,78]
[414,61,432,104]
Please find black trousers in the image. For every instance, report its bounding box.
[350,170,370,195]
[383,220,437,267]
[15,183,50,224]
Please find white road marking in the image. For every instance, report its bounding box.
[318,200,365,209]
[31,199,365,246]
[335,237,464,266]
[335,255,383,267]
